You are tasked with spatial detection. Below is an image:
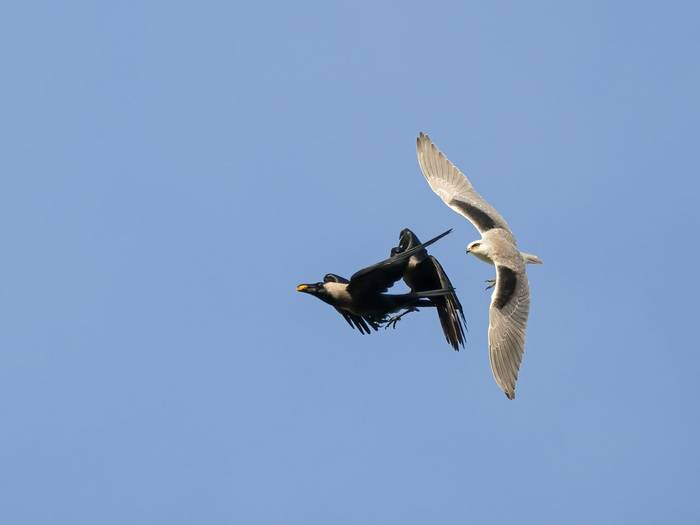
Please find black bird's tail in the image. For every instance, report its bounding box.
[385,287,454,312]
[408,287,455,299]
[429,257,466,351]
[411,289,467,353]
[434,292,467,351]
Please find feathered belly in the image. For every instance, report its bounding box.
[347,295,406,317]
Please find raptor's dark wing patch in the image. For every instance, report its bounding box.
[493,266,518,310]
[450,199,497,232]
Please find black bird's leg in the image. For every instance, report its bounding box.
[485,278,496,290]
[384,307,419,329]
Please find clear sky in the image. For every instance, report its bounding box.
[1,1,699,523]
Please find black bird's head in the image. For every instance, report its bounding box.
[297,281,337,306]
[390,228,422,256]
[296,282,324,296]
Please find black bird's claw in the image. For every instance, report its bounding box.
[384,316,401,330]
[385,321,395,330]
[485,279,496,291]
[383,307,419,329]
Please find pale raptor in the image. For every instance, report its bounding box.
[416,132,542,399]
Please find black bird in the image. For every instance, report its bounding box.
[388,228,466,350]
[297,230,454,333]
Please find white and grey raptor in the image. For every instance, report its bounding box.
[416,132,542,399]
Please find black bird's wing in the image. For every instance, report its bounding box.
[335,308,379,334]
[348,229,452,297]
[424,256,467,351]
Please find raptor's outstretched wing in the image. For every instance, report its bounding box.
[416,132,511,235]
[488,263,530,399]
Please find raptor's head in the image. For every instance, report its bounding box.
[466,240,493,263]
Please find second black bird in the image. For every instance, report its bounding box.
[388,228,467,350]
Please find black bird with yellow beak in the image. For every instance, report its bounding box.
[387,228,466,350]
[297,230,454,332]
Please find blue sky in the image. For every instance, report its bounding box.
[1,1,699,523]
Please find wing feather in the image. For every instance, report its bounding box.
[488,266,530,399]
[335,307,379,335]
[416,132,511,235]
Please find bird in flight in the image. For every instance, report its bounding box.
[387,228,466,351]
[297,229,455,333]
[416,132,542,399]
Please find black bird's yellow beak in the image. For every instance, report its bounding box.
[296,284,310,292]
